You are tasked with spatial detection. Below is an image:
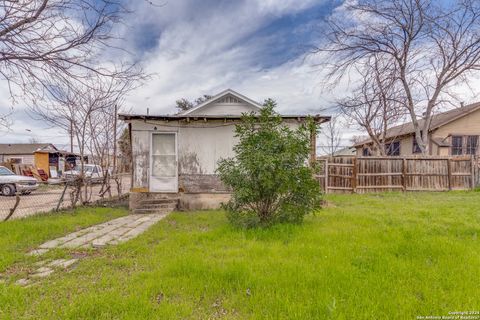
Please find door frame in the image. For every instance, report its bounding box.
[149,131,178,192]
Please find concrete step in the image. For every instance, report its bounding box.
[133,208,175,214]
[139,198,179,205]
[139,203,177,209]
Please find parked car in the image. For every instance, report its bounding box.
[0,166,39,196]
[63,164,104,183]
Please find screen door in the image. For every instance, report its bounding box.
[149,133,177,192]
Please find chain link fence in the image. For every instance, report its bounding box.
[1,173,131,221]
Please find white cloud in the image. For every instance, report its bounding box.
[3,0,480,150]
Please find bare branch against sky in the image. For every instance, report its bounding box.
[0,0,145,129]
[316,0,480,154]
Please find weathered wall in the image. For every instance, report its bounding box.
[129,119,304,195]
[131,130,150,190]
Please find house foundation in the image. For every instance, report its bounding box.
[129,191,231,212]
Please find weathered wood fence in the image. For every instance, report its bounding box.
[316,156,479,193]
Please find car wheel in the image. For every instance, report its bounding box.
[1,184,16,196]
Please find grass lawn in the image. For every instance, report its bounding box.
[1,192,480,319]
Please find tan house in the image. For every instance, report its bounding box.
[354,102,480,157]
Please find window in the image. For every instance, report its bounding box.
[451,136,463,155]
[7,157,22,164]
[386,141,401,156]
[412,132,422,153]
[450,135,479,155]
[466,135,478,155]
[412,137,422,153]
[362,148,371,156]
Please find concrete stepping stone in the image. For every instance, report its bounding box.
[16,278,30,286]
[27,248,49,256]
[48,258,78,268]
[27,213,167,256]
[31,267,54,278]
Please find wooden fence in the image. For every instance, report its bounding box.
[316,156,478,193]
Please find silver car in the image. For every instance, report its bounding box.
[63,164,104,184]
[0,166,39,196]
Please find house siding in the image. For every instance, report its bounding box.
[129,119,302,193]
[1,154,35,165]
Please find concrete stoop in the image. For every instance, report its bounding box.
[132,197,179,215]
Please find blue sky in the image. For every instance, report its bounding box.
[0,0,356,150]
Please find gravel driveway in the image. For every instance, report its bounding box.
[0,175,131,220]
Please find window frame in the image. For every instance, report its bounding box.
[450,135,479,156]
[386,141,401,156]
[362,147,371,156]
[451,135,463,155]
[466,135,478,155]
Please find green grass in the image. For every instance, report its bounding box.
[0,207,128,272]
[1,192,480,319]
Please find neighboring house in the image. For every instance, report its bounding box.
[0,143,57,165]
[317,147,356,159]
[120,89,330,211]
[354,102,480,157]
[332,147,356,157]
[0,143,85,177]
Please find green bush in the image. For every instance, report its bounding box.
[216,99,321,228]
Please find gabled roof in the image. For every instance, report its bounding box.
[354,102,480,147]
[178,89,263,115]
[0,143,58,155]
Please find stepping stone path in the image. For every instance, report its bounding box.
[15,214,167,286]
[15,258,78,286]
[29,213,166,255]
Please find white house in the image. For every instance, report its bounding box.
[119,89,330,212]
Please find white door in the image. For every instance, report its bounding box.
[150,132,178,192]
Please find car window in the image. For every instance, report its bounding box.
[0,167,15,175]
[75,165,93,172]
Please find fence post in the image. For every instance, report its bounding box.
[471,155,475,190]
[325,158,329,194]
[55,183,68,212]
[3,193,20,222]
[402,157,407,192]
[447,158,452,191]
[351,157,357,193]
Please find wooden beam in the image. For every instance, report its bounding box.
[357,172,403,177]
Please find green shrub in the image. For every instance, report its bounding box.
[217,99,321,228]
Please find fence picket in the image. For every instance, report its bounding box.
[317,156,478,193]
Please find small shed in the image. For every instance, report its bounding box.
[120,89,330,211]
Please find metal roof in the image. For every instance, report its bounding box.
[0,143,57,155]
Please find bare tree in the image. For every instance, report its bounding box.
[316,0,480,154]
[320,117,343,156]
[339,57,406,155]
[0,0,142,124]
[0,108,12,128]
[175,94,212,112]
[31,72,140,205]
